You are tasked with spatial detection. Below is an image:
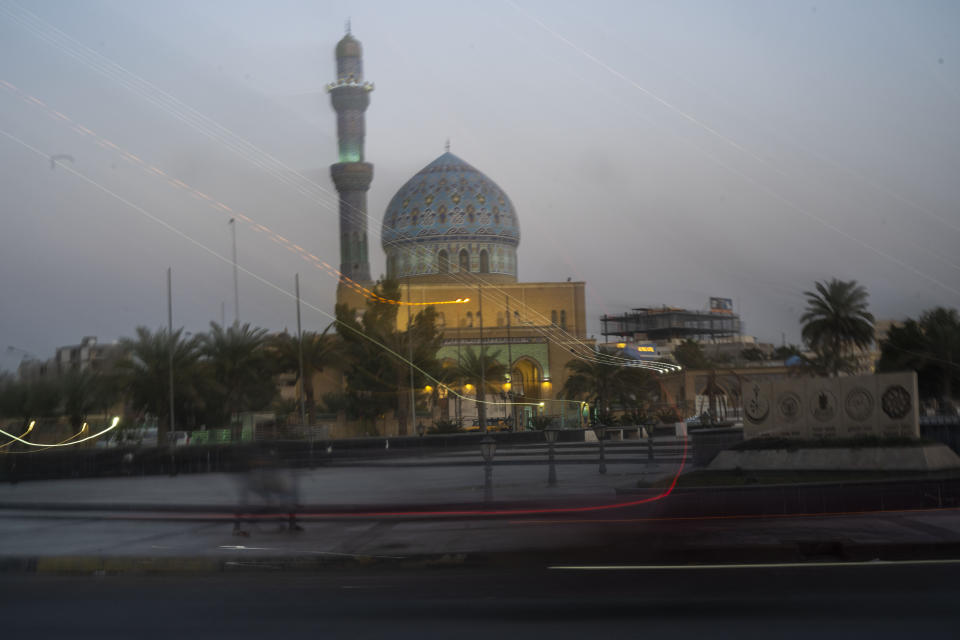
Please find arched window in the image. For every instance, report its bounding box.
[437,250,449,274]
[466,311,474,328]
[497,311,504,327]
[479,249,489,273]
[551,310,558,325]
[459,249,470,272]
[560,310,567,330]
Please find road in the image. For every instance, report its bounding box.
[2,562,959,638]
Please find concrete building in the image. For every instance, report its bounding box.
[17,336,124,381]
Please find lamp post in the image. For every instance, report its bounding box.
[480,435,496,503]
[645,418,658,462]
[592,422,608,474]
[544,426,559,487]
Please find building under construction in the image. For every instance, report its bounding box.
[601,300,741,342]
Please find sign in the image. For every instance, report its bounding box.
[710,297,734,314]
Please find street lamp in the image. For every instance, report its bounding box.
[544,425,560,487]
[644,418,658,462]
[480,435,497,503]
[592,422,608,475]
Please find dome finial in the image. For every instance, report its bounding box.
[345,18,351,35]
[445,138,450,153]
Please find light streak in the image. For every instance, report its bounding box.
[0,127,543,410]
[0,80,470,309]
[0,6,628,369]
[548,559,960,571]
[0,420,35,449]
[0,417,119,448]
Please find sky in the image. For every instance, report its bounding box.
[0,0,958,370]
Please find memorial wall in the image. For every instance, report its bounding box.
[743,371,919,440]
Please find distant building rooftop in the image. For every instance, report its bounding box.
[601,303,741,342]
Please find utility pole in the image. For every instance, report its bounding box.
[295,274,306,427]
[167,267,175,452]
[478,285,484,433]
[230,218,239,325]
[407,279,416,436]
[456,313,462,427]
[506,293,514,430]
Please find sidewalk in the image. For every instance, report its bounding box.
[4,444,960,572]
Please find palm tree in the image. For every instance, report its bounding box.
[268,324,341,425]
[199,322,275,439]
[672,339,712,370]
[562,349,653,424]
[879,307,960,403]
[117,326,203,443]
[801,278,875,377]
[455,347,507,432]
[60,369,112,430]
[336,280,444,436]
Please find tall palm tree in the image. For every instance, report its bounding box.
[117,326,203,443]
[801,279,875,377]
[562,349,653,424]
[200,322,275,439]
[455,347,507,431]
[268,323,341,425]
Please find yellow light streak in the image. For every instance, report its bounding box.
[0,417,119,448]
[0,420,35,449]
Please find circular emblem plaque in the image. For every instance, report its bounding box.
[810,389,837,422]
[881,385,911,419]
[844,387,874,422]
[777,392,803,423]
[744,384,770,424]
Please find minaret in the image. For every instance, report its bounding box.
[327,25,374,284]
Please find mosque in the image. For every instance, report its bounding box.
[326,30,590,434]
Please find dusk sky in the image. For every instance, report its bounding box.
[1,0,958,370]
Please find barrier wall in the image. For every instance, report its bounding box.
[743,371,919,440]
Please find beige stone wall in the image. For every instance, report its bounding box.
[742,371,919,440]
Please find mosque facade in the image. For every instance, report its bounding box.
[328,30,591,434]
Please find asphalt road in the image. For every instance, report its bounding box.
[3,562,960,639]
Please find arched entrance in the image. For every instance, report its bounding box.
[511,357,543,430]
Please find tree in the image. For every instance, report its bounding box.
[561,349,653,424]
[801,278,875,377]
[772,344,804,361]
[60,369,113,430]
[336,279,444,435]
[268,324,341,425]
[0,377,61,429]
[740,347,766,362]
[455,347,507,431]
[117,326,205,443]
[199,322,276,439]
[672,339,711,370]
[878,307,960,404]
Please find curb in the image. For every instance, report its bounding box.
[6,540,960,575]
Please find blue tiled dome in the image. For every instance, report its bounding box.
[381,152,520,248]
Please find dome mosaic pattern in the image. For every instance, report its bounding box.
[381,152,520,248]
